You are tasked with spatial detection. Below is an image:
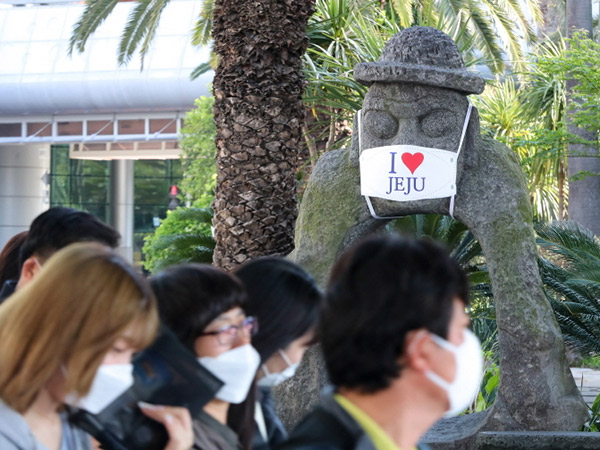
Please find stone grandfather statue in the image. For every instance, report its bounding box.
[277,26,588,446]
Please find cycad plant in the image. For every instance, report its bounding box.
[537,221,600,356]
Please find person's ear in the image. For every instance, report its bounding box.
[16,257,42,290]
[404,329,437,373]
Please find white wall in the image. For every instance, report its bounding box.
[0,144,50,249]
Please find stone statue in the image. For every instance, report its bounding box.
[277,26,587,446]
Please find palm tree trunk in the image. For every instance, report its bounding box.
[565,1,600,235]
[211,0,314,270]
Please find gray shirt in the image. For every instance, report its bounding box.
[0,399,91,450]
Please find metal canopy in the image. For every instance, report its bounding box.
[0,0,211,157]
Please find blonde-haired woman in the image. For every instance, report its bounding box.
[0,243,193,450]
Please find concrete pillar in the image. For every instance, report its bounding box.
[109,160,134,262]
[0,144,50,249]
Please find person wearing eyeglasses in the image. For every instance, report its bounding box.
[150,264,261,450]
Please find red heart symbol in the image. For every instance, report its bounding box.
[401,152,424,174]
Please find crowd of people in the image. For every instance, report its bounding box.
[0,207,483,450]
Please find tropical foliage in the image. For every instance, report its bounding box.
[537,221,600,356]
[141,97,218,271]
[387,0,541,74]
[179,96,217,209]
[473,39,568,222]
[536,31,600,153]
[142,207,214,273]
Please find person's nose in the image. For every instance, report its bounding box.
[231,328,251,348]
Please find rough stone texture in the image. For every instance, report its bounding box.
[475,431,600,450]
[355,26,485,95]
[277,26,588,439]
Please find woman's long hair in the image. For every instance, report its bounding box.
[229,257,323,448]
[0,243,158,413]
[235,257,323,362]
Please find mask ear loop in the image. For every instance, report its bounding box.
[358,109,406,220]
[278,349,294,368]
[448,101,473,219]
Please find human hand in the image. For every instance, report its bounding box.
[138,402,193,450]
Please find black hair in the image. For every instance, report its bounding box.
[19,207,120,267]
[322,234,469,393]
[151,263,253,450]
[0,231,28,285]
[149,263,247,352]
[228,258,323,449]
[235,257,323,362]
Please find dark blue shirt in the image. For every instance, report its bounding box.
[0,279,16,303]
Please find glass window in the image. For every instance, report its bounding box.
[49,145,182,259]
[134,159,182,233]
[49,145,110,223]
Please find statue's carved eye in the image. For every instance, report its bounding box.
[363,111,398,140]
[420,110,455,138]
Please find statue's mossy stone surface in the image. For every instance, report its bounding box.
[276,26,588,444]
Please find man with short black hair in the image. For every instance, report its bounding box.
[279,235,483,450]
[0,207,120,301]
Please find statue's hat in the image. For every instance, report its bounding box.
[354,26,485,95]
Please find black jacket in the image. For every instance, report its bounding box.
[253,387,288,450]
[276,392,430,450]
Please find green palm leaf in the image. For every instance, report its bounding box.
[192,0,214,46]
[391,0,415,27]
[118,0,171,66]
[69,0,120,55]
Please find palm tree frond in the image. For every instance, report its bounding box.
[69,0,120,55]
[118,0,171,66]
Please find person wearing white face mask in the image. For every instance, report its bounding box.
[0,243,194,450]
[278,235,484,450]
[231,257,323,450]
[151,264,261,450]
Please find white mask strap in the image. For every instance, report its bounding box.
[455,102,473,160]
[278,349,294,367]
[261,364,271,377]
[448,101,473,219]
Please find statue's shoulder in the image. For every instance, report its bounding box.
[311,146,357,177]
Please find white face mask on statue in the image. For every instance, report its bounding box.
[64,364,134,414]
[358,103,473,219]
[257,349,300,388]
[198,344,261,404]
[425,329,484,417]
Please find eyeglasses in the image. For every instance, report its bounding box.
[199,316,258,346]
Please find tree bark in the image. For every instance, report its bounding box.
[565,0,600,235]
[211,0,314,270]
[538,0,566,39]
